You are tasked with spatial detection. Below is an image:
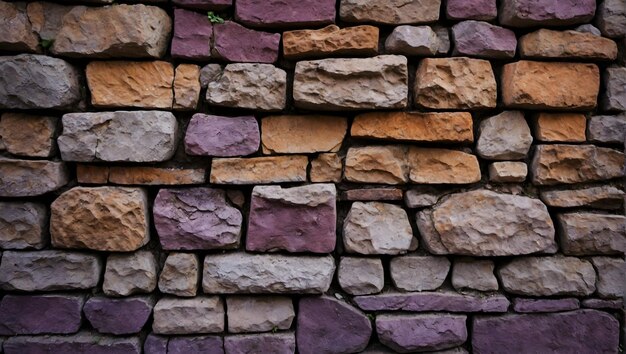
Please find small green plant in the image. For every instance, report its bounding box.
[366,314,375,321]
[40,39,54,50]
[207,11,224,24]
[271,326,279,333]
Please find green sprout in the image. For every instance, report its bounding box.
[207,11,224,24]
[40,39,54,50]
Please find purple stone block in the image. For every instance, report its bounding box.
[3,332,141,354]
[513,298,580,313]
[212,21,280,63]
[184,114,260,157]
[582,298,624,309]
[354,292,510,313]
[473,310,619,354]
[173,0,231,10]
[499,0,596,27]
[83,297,153,335]
[447,0,497,20]
[224,333,296,354]
[297,296,372,354]
[376,314,467,352]
[168,336,224,354]
[235,0,335,29]
[171,8,212,60]
[144,334,168,354]
[0,294,84,335]
[452,21,517,59]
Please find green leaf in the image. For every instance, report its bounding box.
[207,11,224,24]
[40,39,54,49]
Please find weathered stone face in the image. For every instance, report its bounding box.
[283,25,379,60]
[340,0,441,24]
[591,257,625,298]
[540,186,625,210]
[0,113,56,157]
[602,67,626,111]
[171,8,212,60]
[184,114,259,157]
[212,21,280,63]
[310,153,343,183]
[452,259,498,291]
[477,111,533,160]
[0,1,39,52]
[499,0,596,27]
[338,257,384,295]
[0,295,84,335]
[452,21,517,59]
[376,314,467,353]
[446,0,497,20]
[354,291,510,313]
[385,26,449,56]
[84,297,153,335]
[588,114,626,143]
[512,298,580,313]
[77,165,206,185]
[556,213,625,256]
[596,0,626,38]
[227,296,294,333]
[153,297,224,335]
[533,113,587,142]
[168,336,224,354]
[4,334,142,354]
[235,0,335,28]
[225,333,295,354]
[210,156,308,184]
[488,162,528,183]
[159,253,199,297]
[344,146,408,184]
[261,115,347,154]
[407,148,481,184]
[390,255,450,292]
[519,29,618,61]
[103,251,157,297]
[0,202,47,250]
[173,64,201,110]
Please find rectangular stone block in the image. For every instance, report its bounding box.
[227,296,294,333]
[499,0,596,27]
[354,292,510,313]
[340,0,441,24]
[540,186,625,210]
[3,332,141,354]
[153,297,224,335]
[408,148,481,184]
[261,115,347,154]
[235,0,335,28]
[0,113,56,157]
[533,113,586,142]
[209,156,308,184]
[344,146,408,185]
[283,25,379,60]
[0,202,47,249]
[519,29,617,61]
[0,159,68,197]
[557,213,625,256]
[0,295,84,335]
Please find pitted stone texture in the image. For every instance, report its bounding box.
[210,156,308,184]
[207,64,286,111]
[385,26,449,56]
[58,111,177,163]
[498,256,596,296]
[0,113,56,157]
[213,21,280,63]
[297,296,371,354]
[185,114,259,157]
[294,55,408,111]
[168,336,224,354]
[227,296,294,333]
[589,114,626,143]
[200,64,222,88]
[86,61,174,109]
[533,113,587,142]
[225,333,295,354]
[519,29,618,61]
[488,162,528,183]
[452,21,517,59]
[377,314,467,353]
[557,213,625,256]
[25,2,72,41]
[390,255,450,292]
[452,259,498,291]
[235,0,335,28]
[408,148,481,184]
[144,333,168,354]
[0,1,39,52]
[513,298,580,313]
[499,0,596,27]
[154,188,242,250]
[344,202,413,255]
[103,251,157,297]
[174,64,201,110]
[477,111,532,160]
[51,187,149,252]
[415,57,496,109]
[3,332,142,354]
[0,159,68,197]
[344,146,408,184]
[0,202,46,250]
[159,253,199,297]
[52,4,171,58]
[0,295,84,335]
[540,186,624,209]
[0,55,82,109]
[171,8,212,60]
[602,67,626,111]
[404,187,447,208]
[247,184,336,253]
[592,257,625,298]
[446,0,497,20]
[355,291,510,313]
[202,253,335,294]
[338,257,384,295]
[262,115,347,154]
[472,310,619,354]
[0,250,101,291]
[283,25,378,60]
[78,166,206,185]
[84,297,153,335]
[582,298,623,309]
[311,153,343,183]
[596,0,626,38]
[531,145,625,185]
[501,61,600,110]
[416,190,555,256]
[153,297,224,335]
[340,0,441,24]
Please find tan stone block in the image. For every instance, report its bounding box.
[261,115,347,154]
[408,148,481,184]
[283,25,378,60]
[210,156,308,184]
[109,167,206,185]
[488,162,528,183]
[344,146,408,185]
[0,113,56,157]
[534,113,587,142]
[519,29,617,61]
[310,153,343,183]
[76,165,109,184]
[174,64,201,110]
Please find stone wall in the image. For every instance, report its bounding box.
[0,0,625,353]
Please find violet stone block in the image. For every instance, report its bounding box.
[452,21,517,59]
[235,0,336,28]
[0,294,84,335]
[171,8,212,60]
[376,314,467,352]
[499,0,596,27]
[3,333,141,354]
[83,297,153,335]
[354,292,510,313]
[582,298,624,310]
[173,0,231,10]
[184,114,260,157]
[447,0,497,20]
[213,21,280,63]
[473,310,619,353]
[513,298,580,313]
[168,336,224,354]
[224,333,296,354]
[297,296,372,354]
[144,334,168,354]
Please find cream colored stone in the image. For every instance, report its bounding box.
[311,153,343,183]
[261,115,347,154]
[408,148,481,184]
[344,146,408,185]
[210,156,308,184]
[519,29,617,61]
[227,296,295,333]
[489,162,528,183]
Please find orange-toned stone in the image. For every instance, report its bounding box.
[351,111,473,143]
[344,146,408,185]
[408,148,481,184]
[210,156,308,184]
[534,113,587,142]
[501,61,599,110]
[283,25,379,60]
[77,165,109,184]
[519,29,618,61]
[310,153,343,183]
[0,113,57,157]
[77,165,206,185]
[173,64,201,110]
[86,61,174,108]
[261,115,347,154]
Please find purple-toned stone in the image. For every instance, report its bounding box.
[171,8,212,60]
[297,296,372,354]
[3,332,141,354]
[512,298,580,313]
[173,0,231,10]
[212,21,280,63]
[235,0,336,28]
[224,333,296,354]
[154,187,242,250]
[473,310,619,354]
[499,0,596,27]
[184,114,260,157]
[0,295,84,335]
[447,0,497,20]
[376,314,467,353]
[83,297,153,335]
[144,334,168,354]
[452,21,517,59]
[582,298,624,310]
[246,184,337,253]
[168,336,224,354]
[354,292,510,313]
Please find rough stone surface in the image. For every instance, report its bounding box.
[338,257,384,295]
[342,188,404,202]
[174,64,201,110]
[390,255,450,292]
[25,2,72,42]
[385,26,449,56]
[591,257,625,298]
[376,314,467,353]
[207,64,287,111]
[489,162,528,183]
[557,213,625,255]
[200,64,222,88]
[202,253,335,294]
[531,145,625,185]
[596,0,626,38]
[354,292,510,313]
[79,166,206,185]
[499,0,596,27]
[408,148,481,184]
[477,111,532,160]
[235,0,335,28]
[340,0,441,24]
[513,298,580,313]
[210,156,308,184]
[144,334,168,354]
[602,67,626,111]
[294,55,408,110]
[227,296,294,333]
[51,187,149,252]
[0,113,56,157]
[3,333,142,354]
[582,298,623,309]
[84,297,153,335]
[404,187,447,208]
[153,188,242,250]
[415,57,497,109]
[168,336,224,354]
[540,186,625,209]
[446,0,497,20]
[0,250,102,291]
[297,296,372,354]
[589,114,626,143]
[171,8,212,60]
[283,25,378,60]
[416,190,556,256]
[501,61,600,110]
[159,253,199,297]
[0,159,68,197]
[262,115,347,154]
[213,21,280,63]
[153,297,224,335]
[344,202,414,255]
[310,153,343,183]
[533,113,587,142]
[225,333,295,354]
[103,251,157,297]
[0,295,84,335]
[498,256,596,296]
[519,29,618,61]
[452,259,498,291]
[576,24,602,35]
[0,1,39,52]
[344,146,408,184]
[247,184,337,253]
[185,114,259,157]
[452,21,517,59]
[58,111,178,162]
[0,202,47,249]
